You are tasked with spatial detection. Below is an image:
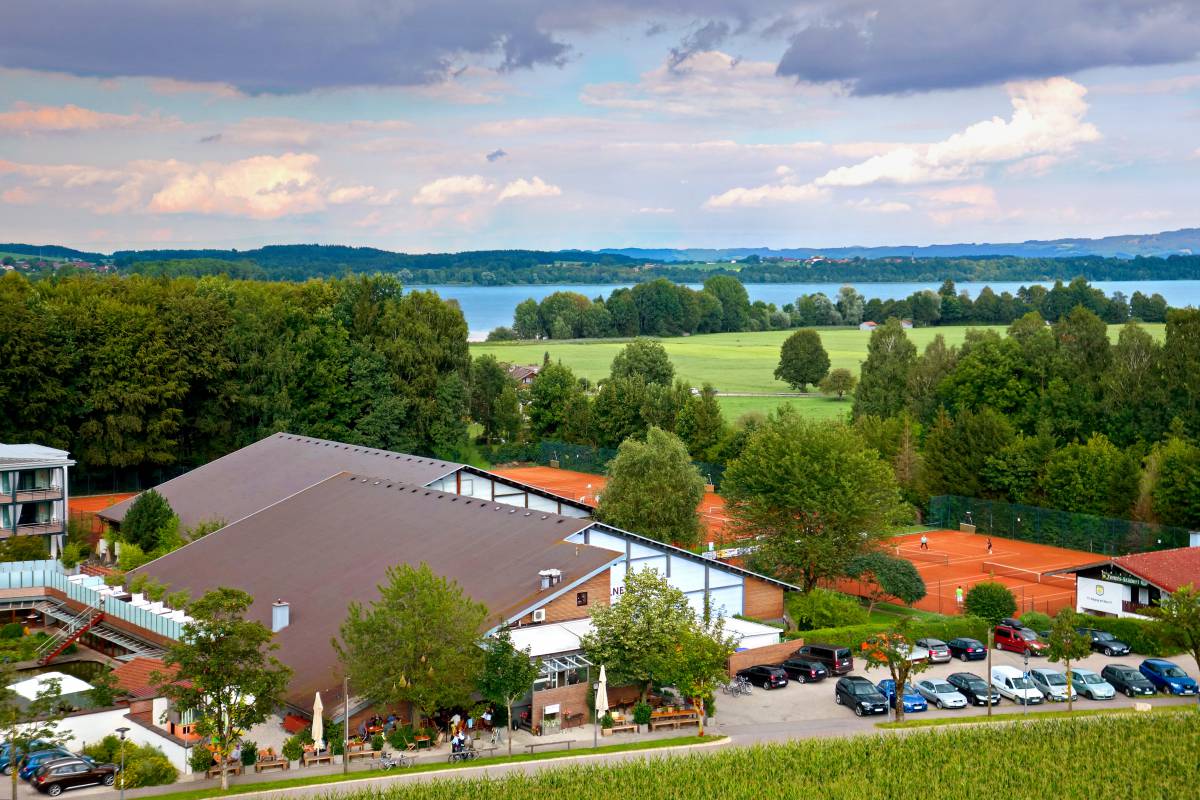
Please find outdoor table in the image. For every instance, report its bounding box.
[414,735,431,749]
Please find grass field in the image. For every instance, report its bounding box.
[474,324,1164,421]
[292,714,1197,800]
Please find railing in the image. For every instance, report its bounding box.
[12,522,64,537]
[10,488,63,503]
[1122,600,1153,615]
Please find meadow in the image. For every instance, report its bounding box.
[314,713,1197,800]
[473,324,1164,420]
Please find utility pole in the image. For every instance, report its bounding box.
[342,676,349,775]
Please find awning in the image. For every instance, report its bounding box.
[539,652,592,677]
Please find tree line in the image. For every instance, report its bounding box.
[0,271,472,482]
[489,276,1172,341]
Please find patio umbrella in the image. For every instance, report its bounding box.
[312,692,324,751]
[593,665,609,748]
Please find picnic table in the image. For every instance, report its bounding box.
[525,740,573,755]
[255,756,289,773]
[649,709,699,731]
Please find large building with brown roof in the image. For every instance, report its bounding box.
[1059,545,1200,618]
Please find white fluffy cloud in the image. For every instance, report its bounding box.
[148,153,324,218]
[0,102,175,133]
[411,174,495,205]
[498,176,561,201]
[704,182,826,209]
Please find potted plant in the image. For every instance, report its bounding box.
[632,702,652,733]
[600,713,614,737]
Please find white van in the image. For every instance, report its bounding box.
[991,665,1044,705]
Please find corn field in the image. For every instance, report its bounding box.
[319,713,1198,800]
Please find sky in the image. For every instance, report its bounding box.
[1,0,1199,253]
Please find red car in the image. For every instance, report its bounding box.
[993,624,1047,656]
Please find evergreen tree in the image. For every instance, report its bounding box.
[675,384,726,462]
[121,490,178,552]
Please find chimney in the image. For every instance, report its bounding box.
[538,569,562,590]
[271,599,290,632]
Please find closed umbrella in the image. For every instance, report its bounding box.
[312,692,325,752]
[593,665,608,747]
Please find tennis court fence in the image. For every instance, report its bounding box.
[929,495,1192,555]
[981,560,1076,591]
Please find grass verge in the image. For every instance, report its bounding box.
[876,704,1196,729]
[138,735,721,800]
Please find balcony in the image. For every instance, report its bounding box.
[11,487,63,503]
[4,522,64,537]
[1122,600,1153,616]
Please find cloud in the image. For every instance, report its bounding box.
[486,148,508,162]
[0,102,174,133]
[636,206,675,214]
[148,153,325,218]
[412,175,495,205]
[668,20,730,69]
[776,1,1200,95]
[327,185,399,205]
[850,198,912,214]
[705,182,826,209]
[498,176,562,201]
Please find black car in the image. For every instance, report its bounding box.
[793,643,854,675]
[1078,628,1131,656]
[1100,664,1157,697]
[947,671,1001,706]
[947,637,987,661]
[736,665,789,689]
[777,658,828,683]
[32,758,117,796]
[834,676,888,716]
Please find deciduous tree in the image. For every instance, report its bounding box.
[596,427,704,547]
[610,339,675,386]
[818,368,857,400]
[853,319,916,418]
[477,630,541,756]
[1145,585,1200,684]
[860,622,930,724]
[845,552,927,613]
[774,329,830,392]
[1046,608,1092,712]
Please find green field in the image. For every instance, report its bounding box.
[474,324,1164,421]
[716,395,850,422]
[297,714,1196,800]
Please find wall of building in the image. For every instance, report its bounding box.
[531,681,590,733]
[727,639,802,677]
[742,578,784,620]
[57,706,189,771]
[516,570,609,626]
[427,471,590,518]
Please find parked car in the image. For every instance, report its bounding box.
[993,624,1047,656]
[916,638,952,663]
[1069,668,1116,700]
[991,665,1044,705]
[1139,659,1199,696]
[876,679,928,713]
[794,643,854,675]
[777,657,828,683]
[736,665,789,690]
[947,637,987,661]
[834,676,889,716]
[861,637,929,663]
[1100,664,1158,697]
[0,740,55,776]
[915,678,968,709]
[1029,668,1078,702]
[1077,628,1131,656]
[31,758,117,796]
[19,750,77,781]
[947,671,1001,706]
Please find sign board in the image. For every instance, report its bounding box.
[543,704,560,715]
[1099,568,1148,588]
[1077,576,1124,615]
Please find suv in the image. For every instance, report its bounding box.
[993,624,1047,656]
[834,676,888,716]
[736,665,789,690]
[32,758,117,796]
[794,643,853,675]
[1139,659,1198,696]
[1100,664,1157,697]
[1077,628,1131,656]
[776,657,828,683]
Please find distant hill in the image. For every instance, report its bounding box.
[600,228,1200,262]
[0,243,106,261]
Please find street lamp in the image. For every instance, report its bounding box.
[115,727,130,800]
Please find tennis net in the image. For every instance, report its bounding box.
[982,561,1076,590]
[895,547,951,566]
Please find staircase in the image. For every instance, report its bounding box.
[33,599,165,662]
[35,603,104,665]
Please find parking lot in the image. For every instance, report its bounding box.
[716,646,1200,744]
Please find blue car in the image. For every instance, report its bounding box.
[0,740,54,776]
[876,679,928,713]
[19,750,79,781]
[1139,659,1198,696]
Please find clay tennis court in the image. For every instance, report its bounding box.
[70,493,136,513]
[491,466,739,545]
[836,528,1094,617]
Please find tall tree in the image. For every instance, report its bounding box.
[1150,436,1200,528]
[0,669,62,800]
[596,427,705,547]
[592,376,649,448]
[121,490,178,552]
[853,319,917,418]
[724,411,906,590]
[1145,585,1200,684]
[919,408,1015,500]
[844,552,927,613]
[1162,309,1200,439]
[476,630,540,756]
[335,563,487,732]
[1046,608,1092,712]
[154,588,291,792]
[703,275,751,332]
[774,329,830,392]
[512,298,542,339]
[667,604,736,735]
[675,384,727,462]
[527,362,583,440]
[468,354,513,442]
[836,286,866,326]
[1042,434,1139,517]
[609,339,675,386]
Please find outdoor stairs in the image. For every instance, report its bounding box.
[35,604,104,665]
[33,599,165,662]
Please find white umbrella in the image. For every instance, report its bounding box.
[312,692,324,751]
[595,665,609,719]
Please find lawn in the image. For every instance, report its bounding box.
[876,704,1196,729]
[474,324,1164,423]
[273,714,1196,800]
[716,395,850,422]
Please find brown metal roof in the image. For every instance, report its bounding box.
[132,473,616,707]
[99,433,463,530]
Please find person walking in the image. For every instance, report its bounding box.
[986,537,993,555]
[920,533,929,550]
[955,585,964,608]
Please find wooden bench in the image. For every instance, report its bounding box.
[301,752,334,767]
[206,762,243,779]
[525,740,573,755]
[609,722,637,734]
[649,716,698,731]
[346,749,382,762]
[254,757,289,773]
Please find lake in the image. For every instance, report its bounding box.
[412,280,1200,341]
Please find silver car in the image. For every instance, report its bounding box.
[916,638,952,663]
[1029,668,1078,702]
[1069,668,1116,700]
[916,678,968,709]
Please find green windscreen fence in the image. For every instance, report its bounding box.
[929,495,1192,555]
[484,439,725,488]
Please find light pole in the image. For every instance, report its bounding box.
[115,726,129,800]
[592,681,598,750]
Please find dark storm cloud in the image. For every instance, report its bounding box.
[776,1,1200,95]
[2,1,1197,95]
[486,149,508,162]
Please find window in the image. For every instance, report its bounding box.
[576,591,588,607]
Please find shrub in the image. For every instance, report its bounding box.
[189,746,215,773]
[60,541,84,569]
[388,726,412,751]
[121,489,176,552]
[632,702,652,726]
[371,733,385,751]
[240,741,257,766]
[1019,611,1053,632]
[119,747,177,789]
[963,581,1016,624]
[0,622,23,640]
[491,706,509,728]
[103,572,126,587]
[782,617,990,648]
[281,736,303,762]
[600,712,614,729]
[786,589,869,630]
[83,735,120,763]
[1077,613,1173,656]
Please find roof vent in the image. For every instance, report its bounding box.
[538,569,563,590]
[272,600,290,632]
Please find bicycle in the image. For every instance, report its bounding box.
[447,748,478,764]
[378,753,413,770]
